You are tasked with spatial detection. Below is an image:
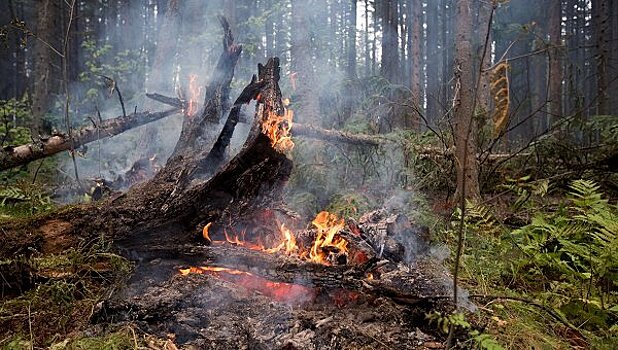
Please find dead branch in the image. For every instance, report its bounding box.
[0,108,179,172]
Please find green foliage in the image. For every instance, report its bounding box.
[512,179,617,310]
[499,175,549,211]
[325,192,371,219]
[78,39,145,104]
[0,237,132,347]
[0,97,32,145]
[426,312,504,350]
[0,181,54,218]
[452,200,503,237]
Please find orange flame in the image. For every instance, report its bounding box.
[202,222,212,242]
[179,266,316,305]
[200,211,348,266]
[185,74,202,117]
[310,211,347,264]
[262,109,294,152]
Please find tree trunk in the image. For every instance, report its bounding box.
[0,109,179,172]
[346,0,358,80]
[380,0,399,83]
[476,1,492,129]
[31,0,60,137]
[549,0,563,124]
[609,1,618,114]
[453,0,480,200]
[592,0,610,115]
[408,0,422,129]
[425,0,440,122]
[291,0,320,125]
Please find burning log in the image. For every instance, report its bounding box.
[0,108,179,172]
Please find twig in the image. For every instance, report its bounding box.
[27,303,33,350]
[469,294,585,340]
[96,74,127,117]
[31,159,44,184]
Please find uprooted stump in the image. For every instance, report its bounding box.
[1,19,456,349]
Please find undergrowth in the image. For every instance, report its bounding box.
[0,238,133,348]
[439,179,618,349]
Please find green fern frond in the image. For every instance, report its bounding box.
[0,186,28,203]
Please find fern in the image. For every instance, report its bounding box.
[0,186,28,204]
[452,200,502,236]
[512,179,617,315]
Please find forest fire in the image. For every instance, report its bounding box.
[185,74,202,117]
[200,211,349,266]
[179,266,317,305]
[262,108,294,152]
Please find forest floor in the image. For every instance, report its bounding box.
[1,181,616,349]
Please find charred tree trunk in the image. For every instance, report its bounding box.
[0,20,291,265]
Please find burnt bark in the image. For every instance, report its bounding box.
[0,22,291,267]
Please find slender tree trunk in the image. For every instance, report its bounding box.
[453,0,479,200]
[549,0,563,124]
[476,2,492,128]
[31,0,60,137]
[347,0,357,79]
[592,0,610,115]
[372,1,377,75]
[611,0,618,113]
[291,0,319,124]
[364,0,370,76]
[275,2,287,67]
[380,0,399,83]
[408,0,422,129]
[265,0,275,59]
[425,0,440,121]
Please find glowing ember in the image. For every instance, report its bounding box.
[179,266,316,305]
[201,211,349,266]
[262,109,294,152]
[185,74,202,117]
[202,222,212,242]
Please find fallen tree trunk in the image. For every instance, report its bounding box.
[0,108,179,172]
[146,92,383,147]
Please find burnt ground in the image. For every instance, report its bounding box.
[95,255,450,349]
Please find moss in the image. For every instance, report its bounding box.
[0,239,132,348]
[325,193,372,219]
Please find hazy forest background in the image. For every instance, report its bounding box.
[0,0,617,348]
